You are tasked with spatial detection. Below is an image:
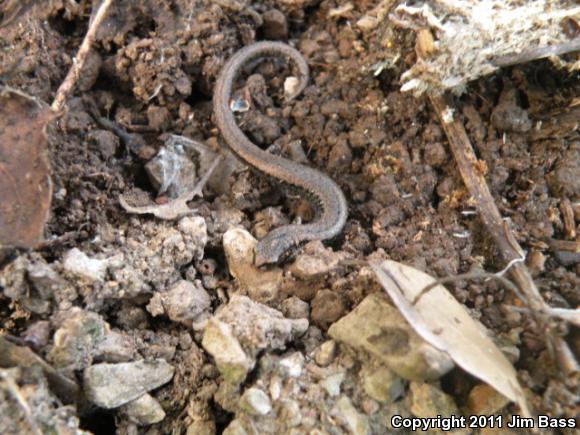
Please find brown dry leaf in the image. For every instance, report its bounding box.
[370,259,531,418]
[0,90,53,248]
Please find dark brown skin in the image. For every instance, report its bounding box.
[213,41,348,266]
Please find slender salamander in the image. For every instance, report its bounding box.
[213,41,348,266]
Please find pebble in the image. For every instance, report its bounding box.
[362,366,405,404]
[281,296,310,319]
[311,289,346,328]
[83,359,175,408]
[278,352,305,378]
[332,396,371,435]
[63,248,109,282]
[186,419,216,435]
[466,384,510,415]
[94,330,136,363]
[121,393,166,425]
[289,241,346,280]
[261,9,288,40]
[328,293,454,381]
[240,387,272,415]
[407,382,459,418]
[315,340,337,367]
[321,372,345,397]
[202,318,253,384]
[202,295,308,383]
[223,228,283,302]
[87,129,119,159]
[145,145,196,197]
[161,280,211,323]
[48,309,107,370]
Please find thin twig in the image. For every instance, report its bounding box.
[51,0,114,112]
[490,38,580,67]
[430,93,578,376]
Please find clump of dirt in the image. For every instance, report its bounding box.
[0,0,578,434]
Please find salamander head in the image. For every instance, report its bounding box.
[254,230,296,267]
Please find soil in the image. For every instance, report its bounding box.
[0,0,578,434]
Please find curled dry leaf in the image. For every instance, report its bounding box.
[0,91,53,248]
[370,260,531,418]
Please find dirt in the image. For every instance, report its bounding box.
[0,0,578,434]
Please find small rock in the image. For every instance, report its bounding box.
[407,382,459,418]
[161,280,211,323]
[279,399,302,427]
[363,366,405,404]
[26,260,65,299]
[121,393,166,425]
[279,352,304,378]
[223,419,249,435]
[315,340,337,367]
[48,310,107,370]
[281,296,310,319]
[202,319,253,384]
[328,140,353,170]
[186,419,216,435]
[94,330,136,363]
[83,359,175,408]
[261,9,288,40]
[145,145,196,197]
[147,105,171,131]
[490,88,531,132]
[328,293,454,381]
[223,228,282,302]
[321,372,345,397]
[311,289,345,329]
[332,396,371,435]
[466,384,510,415]
[202,295,308,383]
[240,387,272,415]
[87,129,119,159]
[289,241,347,280]
[178,216,208,262]
[63,248,109,282]
[22,320,50,350]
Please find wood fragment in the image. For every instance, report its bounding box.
[490,38,580,68]
[430,93,578,376]
[560,198,576,240]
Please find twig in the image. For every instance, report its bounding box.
[490,38,580,68]
[51,0,114,112]
[430,93,578,376]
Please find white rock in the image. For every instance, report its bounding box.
[63,248,108,282]
[240,387,272,415]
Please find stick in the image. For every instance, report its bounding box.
[51,0,114,112]
[430,93,579,375]
[490,38,580,68]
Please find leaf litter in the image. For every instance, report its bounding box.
[370,259,532,418]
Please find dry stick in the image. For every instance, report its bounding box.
[51,0,114,112]
[490,38,580,67]
[430,93,579,376]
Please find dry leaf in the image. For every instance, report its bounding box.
[370,260,531,418]
[0,91,53,248]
